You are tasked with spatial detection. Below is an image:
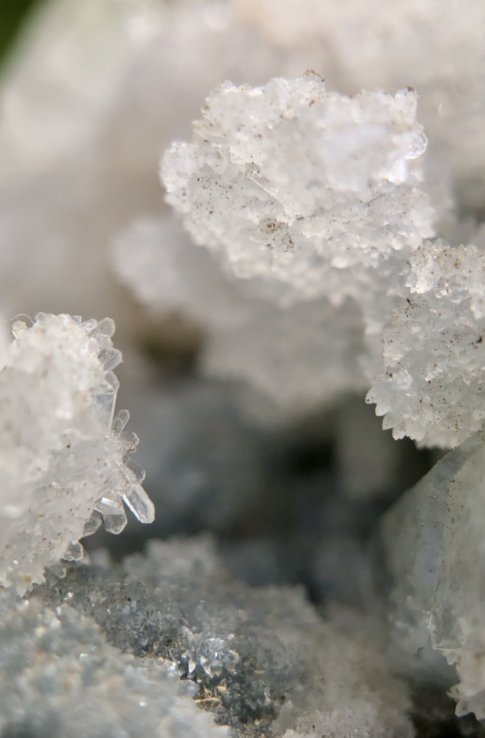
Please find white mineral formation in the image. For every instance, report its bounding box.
[161,75,433,310]
[235,0,485,213]
[368,240,485,447]
[0,313,153,594]
[161,74,485,448]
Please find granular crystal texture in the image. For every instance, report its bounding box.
[161,75,433,309]
[380,431,485,719]
[0,588,225,738]
[37,538,414,738]
[0,313,153,594]
[160,74,485,446]
[368,240,485,447]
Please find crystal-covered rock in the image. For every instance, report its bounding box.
[36,538,414,738]
[0,313,153,594]
[0,588,224,738]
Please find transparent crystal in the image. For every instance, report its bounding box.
[0,313,153,593]
[381,430,485,717]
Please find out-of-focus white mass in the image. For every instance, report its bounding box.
[0,313,153,594]
[113,215,366,411]
[0,0,288,339]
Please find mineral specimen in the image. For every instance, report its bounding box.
[0,587,224,738]
[3,0,485,734]
[37,536,414,738]
[380,430,485,716]
[0,313,153,594]
[161,75,433,310]
[367,240,485,447]
[160,74,485,448]
[234,0,485,212]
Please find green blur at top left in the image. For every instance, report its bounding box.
[0,0,46,65]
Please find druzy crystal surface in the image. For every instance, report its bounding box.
[37,538,414,738]
[2,0,485,734]
[0,587,224,738]
[0,313,153,594]
[161,76,432,309]
[160,74,485,448]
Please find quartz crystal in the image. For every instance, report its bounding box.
[380,430,485,716]
[112,378,283,540]
[0,588,225,738]
[4,0,485,733]
[0,313,153,594]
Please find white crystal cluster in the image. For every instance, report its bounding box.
[159,75,485,448]
[369,241,485,447]
[0,0,485,446]
[0,313,153,594]
[3,0,485,730]
[162,75,432,309]
[0,589,225,738]
[235,0,485,210]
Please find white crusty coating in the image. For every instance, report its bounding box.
[0,313,154,593]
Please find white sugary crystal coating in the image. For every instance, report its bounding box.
[161,75,433,308]
[160,75,485,446]
[368,240,485,447]
[6,1,485,730]
[113,216,366,411]
[0,589,225,738]
[273,610,414,738]
[0,313,154,594]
